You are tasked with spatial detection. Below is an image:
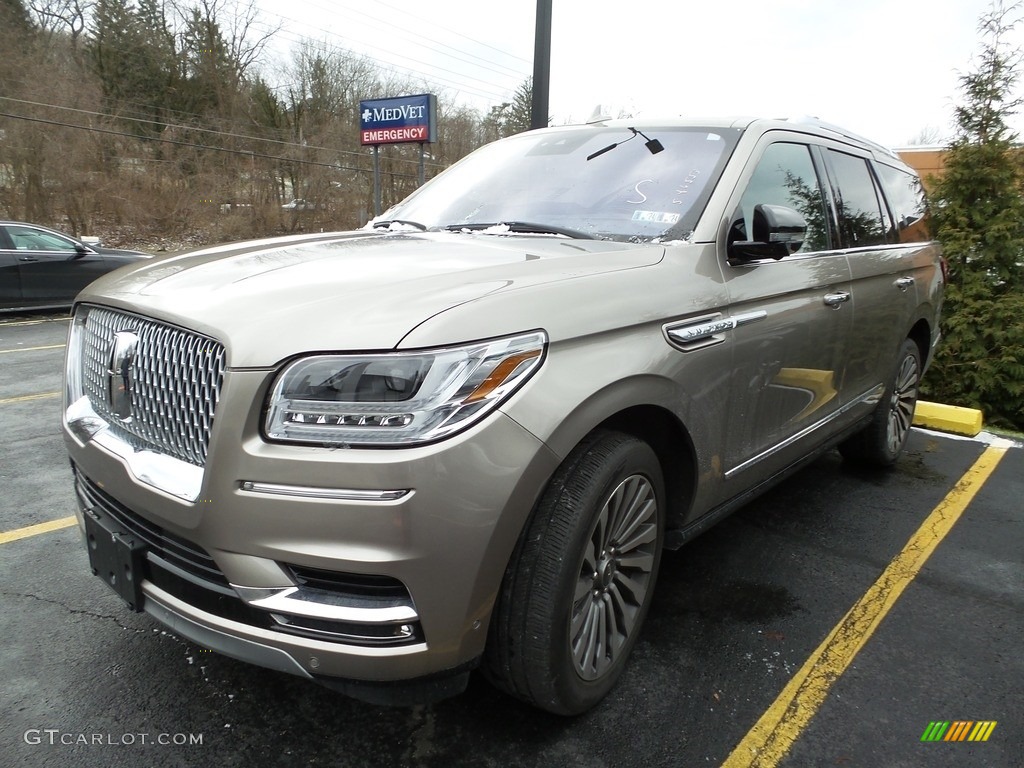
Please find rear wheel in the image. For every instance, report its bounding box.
[483,431,665,715]
[840,338,921,466]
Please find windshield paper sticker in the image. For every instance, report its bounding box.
[632,211,681,224]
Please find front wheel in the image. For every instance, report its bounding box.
[840,337,922,466]
[483,431,665,715]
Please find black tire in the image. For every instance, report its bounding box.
[483,430,665,715]
[839,338,922,467]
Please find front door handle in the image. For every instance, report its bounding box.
[823,291,850,308]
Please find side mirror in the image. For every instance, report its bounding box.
[72,244,92,260]
[729,204,807,262]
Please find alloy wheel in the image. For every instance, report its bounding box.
[570,474,658,681]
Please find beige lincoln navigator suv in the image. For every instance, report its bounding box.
[63,117,944,715]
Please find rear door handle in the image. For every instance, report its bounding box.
[18,256,39,262]
[823,291,850,308]
[895,277,914,291]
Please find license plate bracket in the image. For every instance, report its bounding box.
[83,509,146,612]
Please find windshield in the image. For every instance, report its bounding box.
[383,126,741,242]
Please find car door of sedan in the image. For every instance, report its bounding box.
[4,225,105,305]
[0,228,22,307]
[717,138,854,493]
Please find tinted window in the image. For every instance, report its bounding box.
[875,163,930,243]
[734,142,830,253]
[826,151,892,248]
[4,226,78,252]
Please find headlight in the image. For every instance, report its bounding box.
[264,331,547,446]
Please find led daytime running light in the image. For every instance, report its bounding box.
[285,412,414,427]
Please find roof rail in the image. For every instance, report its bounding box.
[785,115,899,159]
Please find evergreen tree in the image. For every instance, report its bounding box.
[0,0,34,34]
[0,0,35,63]
[88,0,176,134]
[482,78,535,140]
[180,4,237,118]
[505,77,534,135]
[924,0,1024,429]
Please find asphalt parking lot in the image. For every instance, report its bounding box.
[1,312,1021,768]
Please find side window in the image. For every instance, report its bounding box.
[6,226,78,252]
[733,142,830,254]
[875,163,930,243]
[825,150,893,248]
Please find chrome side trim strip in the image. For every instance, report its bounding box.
[724,384,885,480]
[239,481,412,503]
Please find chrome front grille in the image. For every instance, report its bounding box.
[76,305,226,467]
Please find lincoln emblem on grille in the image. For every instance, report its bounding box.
[107,330,139,420]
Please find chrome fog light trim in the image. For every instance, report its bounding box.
[234,585,419,623]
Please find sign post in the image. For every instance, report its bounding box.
[372,145,381,220]
[359,94,438,216]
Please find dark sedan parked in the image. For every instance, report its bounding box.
[0,222,151,313]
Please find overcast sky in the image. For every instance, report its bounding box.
[254,0,1024,148]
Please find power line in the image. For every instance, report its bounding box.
[254,0,531,96]
[257,26,519,104]
[0,94,449,170]
[12,8,522,145]
[370,0,533,67]
[0,111,430,180]
[307,2,530,80]
[251,6,526,104]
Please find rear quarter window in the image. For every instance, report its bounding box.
[875,163,931,243]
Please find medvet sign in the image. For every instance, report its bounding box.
[360,94,438,145]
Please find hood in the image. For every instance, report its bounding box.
[94,246,150,258]
[77,230,664,367]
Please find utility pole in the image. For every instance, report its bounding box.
[531,0,552,130]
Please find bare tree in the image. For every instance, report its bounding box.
[170,0,278,81]
[28,0,91,44]
[906,125,946,146]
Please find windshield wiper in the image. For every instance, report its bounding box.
[372,219,428,231]
[442,221,597,240]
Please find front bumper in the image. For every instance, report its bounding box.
[64,368,559,699]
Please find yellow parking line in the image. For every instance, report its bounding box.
[722,439,1012,768]
[0,316,69,327]
[0,392,61,405]
[0,344,66,354]
[0,516,78,544]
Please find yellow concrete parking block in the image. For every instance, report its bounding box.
[913,401,984,437]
